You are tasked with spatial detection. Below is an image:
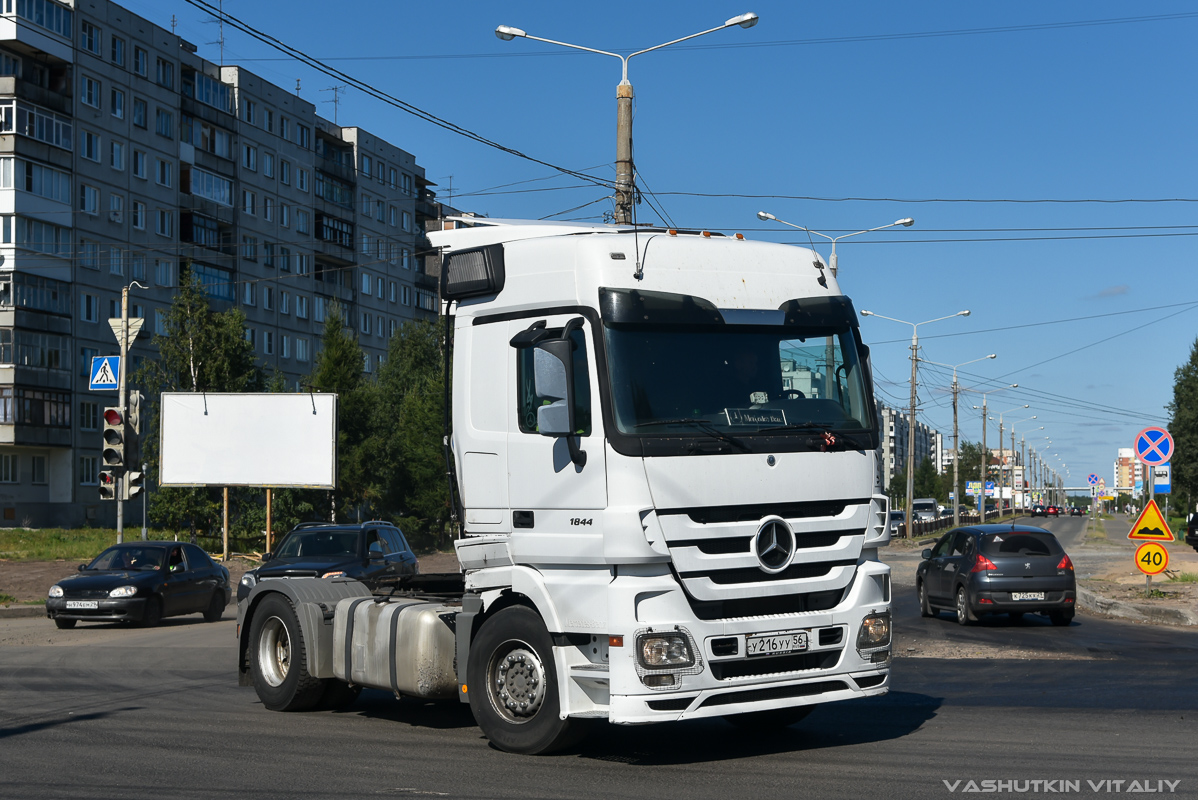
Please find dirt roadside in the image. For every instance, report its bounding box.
[0,550,463,605]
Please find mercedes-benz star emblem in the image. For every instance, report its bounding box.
[754,518,796,574]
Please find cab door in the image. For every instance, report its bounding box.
[506,315,607,564]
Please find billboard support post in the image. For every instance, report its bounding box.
[222,487,229,561]
[266,488,273,553]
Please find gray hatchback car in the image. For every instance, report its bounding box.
[916,524,1076,626]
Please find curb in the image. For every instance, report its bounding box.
[1077,587,1198,626]
[0,605,47,619]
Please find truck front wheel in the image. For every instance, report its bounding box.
[467,605,586,755]
[249,593,326,711]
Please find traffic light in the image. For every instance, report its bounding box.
[123,470,143,501]
[98,470,117,501]
[126,391,142,464]
[102,407,125,469]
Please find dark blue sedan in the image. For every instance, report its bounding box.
[47,541,231,628]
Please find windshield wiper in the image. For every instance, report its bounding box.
[632,418,749,451]
[757,421,869,450]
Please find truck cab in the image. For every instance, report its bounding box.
[436,219,892,747]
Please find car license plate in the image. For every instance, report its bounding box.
[1010,592,1045,601]
[65,600,98,609]
[746,630,809,656]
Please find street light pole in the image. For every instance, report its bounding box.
[756,213,915,278]
[918,354,997,528]
[497,13,759,225]
[994,405,1029,519]
[969,384,1018,519]
[861,309,971,536]
[1007,419,1039,512]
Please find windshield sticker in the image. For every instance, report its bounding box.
[725,408,786,426]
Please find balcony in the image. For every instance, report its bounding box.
[0,422,71,447]
[179,193,236,226]
[415,272,438,291]
[317,154,356,184]
[180,95,237,131]
[0,76,71,115]
[312,238,355,265]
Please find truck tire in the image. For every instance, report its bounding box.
[467,605,586,755]
[249,593,326,711]
[725,705,815,730]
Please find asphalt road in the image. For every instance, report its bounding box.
[3,535,1197,800]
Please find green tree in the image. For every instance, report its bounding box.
[1168,336,1198,513]
[308,301,376,520]
[134,274,262,536]
[914,456,940,499]
[887,468,907,509]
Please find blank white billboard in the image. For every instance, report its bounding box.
[159,393,337,488]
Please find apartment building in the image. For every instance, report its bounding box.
[875,400,943,492]
[0,0,442,526]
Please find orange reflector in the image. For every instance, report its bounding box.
[609,635,624,647]
[735,233,745,240]
[701,231,711,238]
[461,684,468,693]
[667,229,678,236]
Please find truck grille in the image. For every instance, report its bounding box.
[710,649,840,680]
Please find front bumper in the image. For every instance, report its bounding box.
[46,596,148,622]
[590,560,892,724]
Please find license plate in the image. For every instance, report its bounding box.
[1010,592,1045,601]
[746,630,809,657]
[65,600,98,610]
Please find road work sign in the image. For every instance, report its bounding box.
[1127,500,1173,541]
[1134,542,1169,576]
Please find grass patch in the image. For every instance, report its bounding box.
[0,592,16,604]
[1140,588,1169,599]
[1168,572,1198,583]
[0,528,180,562]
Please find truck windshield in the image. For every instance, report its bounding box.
[604,323,874,436]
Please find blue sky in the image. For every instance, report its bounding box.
[143,1,1198,493]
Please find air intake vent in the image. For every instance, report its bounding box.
[441,244,504,300]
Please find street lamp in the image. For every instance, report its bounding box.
[1008,418,1038,513]
[993,405,1030,519]
[756,213,915,277]
[860,309,971,536]
[918,354,996,527]
[968,383,1018,518]
[497,13,759,225]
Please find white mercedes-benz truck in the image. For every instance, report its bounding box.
[237,218,892,754]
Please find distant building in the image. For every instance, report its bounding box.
[875,400,943,492]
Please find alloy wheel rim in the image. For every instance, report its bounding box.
[487,640,546,724]
[258,616,291,687]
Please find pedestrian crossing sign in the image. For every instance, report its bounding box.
[1127,500,1173,541]
[89,355,119,391]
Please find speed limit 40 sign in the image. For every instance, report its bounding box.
[1135,542,1169,576]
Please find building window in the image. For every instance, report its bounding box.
[376,277,384,299]
[296,337,309,363]
[280,203,290,228]
[402,249,411,270]
[79,184,99,215]
[110,140,124,170]
[133,149,146,178]
[131,255,146,280]
[0,454,16,483]
[155,158,172,187]
[279,116,289,140]
[360,154,372,178]
[132,201,145,230]
[401,211,412,232]
[242,282,255,306]
[375,200,384,222]
[110,35,125,66]
[280,159,290,185]
[244,327,255,347]
[134,47,147,76]
[388,167,397,189]
[401,285,411,306]
[16,159,71,204]
[109,245,124,275]
[389,281,396,303]
[263,152,274,178]
[241,235,257,261]
[361,272,371,294]
[263,286,274,311]
[360,312,370,335]
[297,125,310,149]
[155,108,173,138]
[31,455,45,484]
[242,143,257,171]
[389,206,397,227]
[109,193,124,222]
[243,99,256,125]
[154,308,167,333]
[110,88,124,119]
[263,331,274,356]
[155,210,173,237]
[81,293,98,323]
[314,296,327,322]
[280,291,290,315]
[279,246,291,272]
[295,254,310,276]
[80,21,100,54]
[263,242,275,268]
[79,240,99,270]
[132,97,146,128]
[242,190,255,215]
[79,347,98,378]
[81,75,100,108]
[297,169,309,192]
[263,196,273,222]
[281,335,290,359]
[296,209,310,234]
[185,166,233,206]
[296,295,309,319]
[81,131,100,162]
[80,456,98,486]
[155,58,174,90]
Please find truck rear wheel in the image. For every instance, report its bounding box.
[467,605,586,755]
[249,593,326,711]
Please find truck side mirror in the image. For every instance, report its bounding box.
[531,320,587,467]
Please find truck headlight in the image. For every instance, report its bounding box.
[856,611,891,652]
[48,585,63,598]
[109,585,137,598]
[637,633,695,669]
[239,573,256,589]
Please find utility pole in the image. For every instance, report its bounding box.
[980,397,988,518]
[997,418,1004,519]
[906,336,918,537]
[951,380,960,528]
